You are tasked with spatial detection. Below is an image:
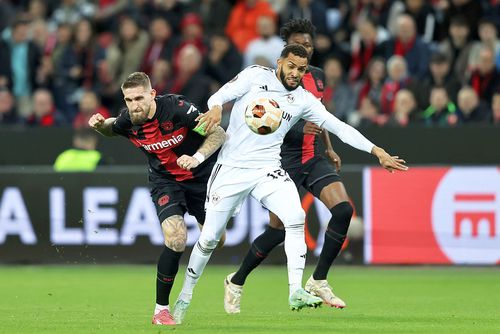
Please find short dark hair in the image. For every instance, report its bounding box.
[449,15,468,28]
[121,72,151,90]
[430,51,449,64]
[280,19,316,43]
[280,44,309,60]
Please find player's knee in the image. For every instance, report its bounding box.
[198,235,219,251]
[268,212,285,230]
[281,208,306,229]
[329,201,353,234]
[161,215,187,252]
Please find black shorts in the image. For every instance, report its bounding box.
[286,157,341,198]
[150,177,207,225]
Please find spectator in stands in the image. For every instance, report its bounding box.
[4,17,41,118]
[468,45,500,104]
[189,0,232,37]
[356,57,386,109]
[225,0,276,52]
[72,91,110,129]
[323,57,356,121]
[348,17,388,82]
[354,95,383,127]
[205,32,242,87]
[380,55,411,115]
[492,92,500,125]
[243,15,284,68]
[106,15,149,86]
[54,18,106,122]
[438,15,474,84]
[50,0,95,28]
[421,87,458,126]
[0,88,19,125]
[104,15,149,108]
[25,88,65,126]
[409,52,461,111]
[281,0,329,35]
[456,87,492,124]
[150,59,172,95]
[140,16,175,76]
[443,0,483,41]
[53,128,101,172]
[381,14,430,78]
[0,39,12,89]
[468,17,500,72]
[387,89,419,127]
[387,0,438,43]
[172,13,208,68]
[169,44,211,109]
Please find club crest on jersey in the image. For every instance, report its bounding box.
[161,121,173,132]
[316,80,324,90]
[158,195,170,206]
[286,94,295,103]
[211,193,221,205]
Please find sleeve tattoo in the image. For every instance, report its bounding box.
[196,125,226,159]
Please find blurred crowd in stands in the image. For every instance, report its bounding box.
[1,0,500,129]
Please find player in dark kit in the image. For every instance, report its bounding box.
[224,19,351,313]
[89,72,226,325]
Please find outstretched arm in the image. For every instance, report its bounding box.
[177,125,226,171]
[88,113,117,137]
[321,130,341,172]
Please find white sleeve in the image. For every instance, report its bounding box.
[207,66,256,109]
[302,96,375,153]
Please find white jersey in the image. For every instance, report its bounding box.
[208,65,374,168]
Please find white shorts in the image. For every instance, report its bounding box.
[205,163,300,215]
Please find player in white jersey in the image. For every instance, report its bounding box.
[172,44,408,324]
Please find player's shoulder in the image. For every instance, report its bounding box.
[243,65,275,76]
[156,94,193,111]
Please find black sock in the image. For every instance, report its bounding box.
[156,246,183,306]
[313,201,353,281]
[231,226,285,285]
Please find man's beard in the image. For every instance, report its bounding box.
[279,70,299,91]
[130,108,149,125]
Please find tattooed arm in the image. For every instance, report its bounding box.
[177,125,226,171]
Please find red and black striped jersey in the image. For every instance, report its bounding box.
[112,94,217,182]
[280,65,326,169]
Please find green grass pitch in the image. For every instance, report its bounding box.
[0,265,498,333]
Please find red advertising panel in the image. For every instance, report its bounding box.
[364,167,500,265]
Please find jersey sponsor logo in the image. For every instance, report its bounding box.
[158,195,170,206]
[282,111,292,122]
[141,134,184,151]
[259,85,268,91]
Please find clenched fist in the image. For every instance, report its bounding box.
[88,113,106,129]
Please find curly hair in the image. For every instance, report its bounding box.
[280,19,316,43]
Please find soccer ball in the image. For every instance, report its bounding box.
[244,97,283,135]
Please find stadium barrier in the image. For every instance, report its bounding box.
[0,168,363,264]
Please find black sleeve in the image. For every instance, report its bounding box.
[168,95,203,131]
[111,109,131,137]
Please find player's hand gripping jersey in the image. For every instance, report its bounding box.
[112,94,217,181]
[208,65,374,168]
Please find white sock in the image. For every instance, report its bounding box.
[284,223,306,297]
[178,209,231,302]
[154,303,169,315]
[178,238,216,302]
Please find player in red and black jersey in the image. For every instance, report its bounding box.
[89,72,226,325]
[225,19,351,312]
